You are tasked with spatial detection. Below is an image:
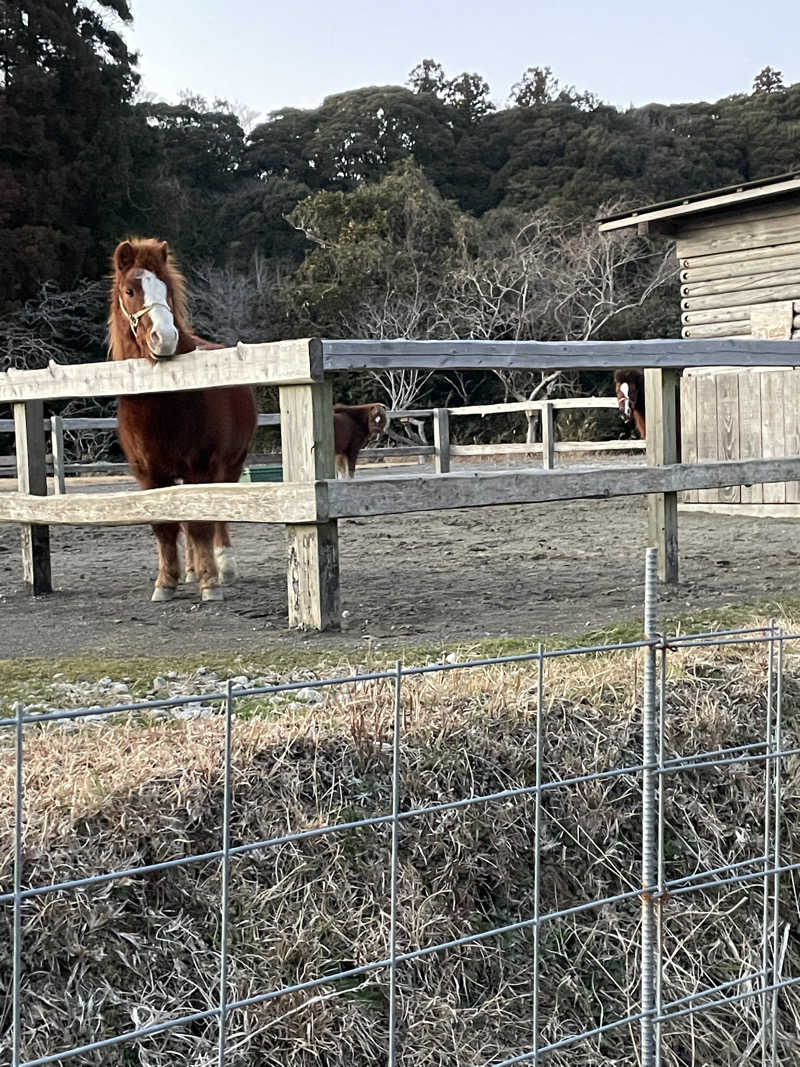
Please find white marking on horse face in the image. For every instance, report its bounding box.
[140,270,179,357]
[618,382,633,420]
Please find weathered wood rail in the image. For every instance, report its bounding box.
[1,396,643,488]
[1,337,798,626]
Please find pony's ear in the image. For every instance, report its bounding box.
[158,241,169,262]
[113,241,135,274]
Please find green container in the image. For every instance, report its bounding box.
[240,464,283,483]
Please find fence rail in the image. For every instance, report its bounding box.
[2,550,796,1065]
[1,397,643,489]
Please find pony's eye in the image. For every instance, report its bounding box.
[125,288,134,297]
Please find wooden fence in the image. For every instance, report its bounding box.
[0,336,798,629]
[0,396,644,490]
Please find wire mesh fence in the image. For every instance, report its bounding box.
[1,547,798,1065]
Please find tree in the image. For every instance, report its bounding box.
[0,1,141,310]
[509,66,560,107]
[286,161,465,410]
[407,58,446,97]
[444,72,494,125]
[437,205,677,439]
[752,66,784,94]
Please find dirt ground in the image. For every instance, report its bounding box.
[0,460,796,659]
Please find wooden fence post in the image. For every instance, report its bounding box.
[50,415,66,495]
[541,401,555,470]
[14,400,52,594]
[279,378,339,630]
[433,408,450,474]
[645,368,680,584]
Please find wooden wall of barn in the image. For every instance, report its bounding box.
[678,198,800,340]
[680,367,800,506]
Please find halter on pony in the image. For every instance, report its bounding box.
[118,294,173,337]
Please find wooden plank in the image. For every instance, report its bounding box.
[681,251,800,284]
[0,339,322,404]
[433,408,450,474]
[326,457,800,519]
[681,240,800,271]
[750,302,795,340]
[682,282,800,314]
[761,370,787,504]
[598,176,800,233]
[321,338,800,372]
[682,308,759,325]
[682,323,751,338]
[0,482,319,525]
[541,401,555,469]
[50,415,66,496]
[677,217,800,259]
[715,372,740,504]
[645,369,679,583]
[13,400,52,594]
[784,369,800,503]
[695,371,719,505]
[738,369,764,504]
[448,440,645,457]
[279,379,339,631]
[678,200,800,234]
[680,372,698,503]
[682,270,800,299]
[680,502,800,518]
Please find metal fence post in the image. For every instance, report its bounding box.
[389,661,403,1065]
[12,700,24,1067]
[641,548,659,1066]
[218,680,234,1066]
[532,643,544,1061]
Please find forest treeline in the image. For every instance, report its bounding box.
[2,2,799,414]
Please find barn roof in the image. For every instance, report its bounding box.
[597,171,800,233]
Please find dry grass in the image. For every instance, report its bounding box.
[1,633,799,1066]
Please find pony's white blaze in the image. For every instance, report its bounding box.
[140,270,179,357]
[618,382,632,419]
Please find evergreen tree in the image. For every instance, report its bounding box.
[0,1,141,310]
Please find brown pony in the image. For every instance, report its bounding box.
[108,238,257,602]
[613,369,646,439]
[333,403,390,477]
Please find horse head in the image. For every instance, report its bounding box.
[367,404,390,437]
[614,370,643,424]
[111,239,181,362]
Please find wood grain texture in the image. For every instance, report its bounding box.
[679,372,698,503]
[0,482,319,525]
[321,338,800,371]
[326,458,800,518]
[715,372,740,504]
[0,339,322,403]
[738,369,764,504]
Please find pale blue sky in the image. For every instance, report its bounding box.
[124,0,796,122]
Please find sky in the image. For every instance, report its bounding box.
[123,0,797,123]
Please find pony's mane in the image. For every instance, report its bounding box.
[108,238,192,360]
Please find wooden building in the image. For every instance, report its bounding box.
[599,172,800,516]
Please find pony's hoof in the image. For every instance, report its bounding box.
[184,569,197,584]
[214,547,237,585]
[201,586,224,603]
[151,585,176,602]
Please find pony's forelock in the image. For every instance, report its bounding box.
[108,238,190,360]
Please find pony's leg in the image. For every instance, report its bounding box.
[186,521,223,601]
[335,454,348,479]
[183,524,196,583]
[151,523,181,602]
[214,522,237,584]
